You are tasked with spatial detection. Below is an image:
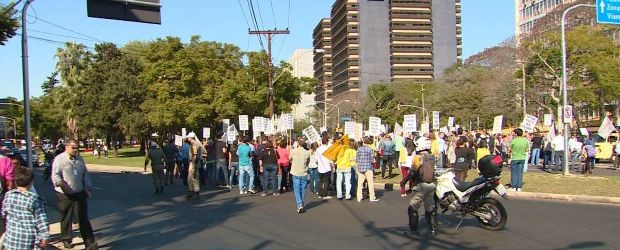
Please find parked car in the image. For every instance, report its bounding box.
[594,133,618,162]
[19,149,39,167]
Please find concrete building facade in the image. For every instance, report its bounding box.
[314,0,462,105]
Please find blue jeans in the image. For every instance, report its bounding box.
[216,159,229,186]
[350,167,357,198]
[206,161,216,185]
[262,164,278,194]
[543,151,553,168]
[530,148,541,166]
[510,160,525,189]
[239,165,254,192]
[554,150,565,169]
[308,168,319,193]
[229,162,239,188]
[292,175,307,208]
[336,170,352,199]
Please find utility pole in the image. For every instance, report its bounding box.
[522,62,527,118]
[249,29,289,118]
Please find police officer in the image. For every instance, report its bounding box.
[407,145,438,236]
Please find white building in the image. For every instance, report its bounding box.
[287,49,316,121]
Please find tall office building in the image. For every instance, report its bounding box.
[515,0,594,43]
[313,18,333,109]
[313,0,462,104]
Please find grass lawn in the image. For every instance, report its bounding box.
[81,147,145,168]
[375,167,620,198]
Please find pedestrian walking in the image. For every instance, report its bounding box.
[335,139,356,200]
[453,138,470,182]
[186,132,203,199]
[317,137,334,199]
[307,142,320,195]
[379,135,395,179]
[406,149,438,236]
[552,131,566,171]
[259,140,279,196]
[145,141,167,194]
[237,137,256,194]
[276,141,291,192]
[582,143,596,174]
[290,141,311,213]
[162,139,178,185]
[530,133,543,166]
[2,167,49,250]
[568,135,583,171]
[542,133,554,170]
[51,140,98,249]
[229,140,240,191]
[509,128,528,191]
[214,133,230,188]
[356,137,379,202]
[180,139,190,186]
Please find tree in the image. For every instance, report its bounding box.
[54,42,92,140]
[0,3,19,46]
[523,25,620,128]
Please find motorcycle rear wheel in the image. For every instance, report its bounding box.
[476,197,507,231]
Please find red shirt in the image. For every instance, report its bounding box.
[0,157,14,190]
[276,147,290,167]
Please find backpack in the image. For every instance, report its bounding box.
[418,154,436,183]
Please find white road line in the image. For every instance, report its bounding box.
[91,186,103,190]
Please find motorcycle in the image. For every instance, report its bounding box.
[434,155,508,231]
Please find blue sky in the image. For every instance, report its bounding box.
[0,0,515,99]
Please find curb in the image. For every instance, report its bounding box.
[372,182,620,205]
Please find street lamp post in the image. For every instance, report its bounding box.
[314,99,350,129]
[397,103,429,123]
[561,3,595,176]
[0,116,17,138]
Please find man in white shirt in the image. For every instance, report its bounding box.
[316,137,334,199]
[568,135,583,171]
[552,131,565,171]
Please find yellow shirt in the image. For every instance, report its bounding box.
[430,139,439,156]
[476,148,491,163]
[336,148,356,170]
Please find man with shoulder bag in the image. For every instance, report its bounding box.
[406,147,438,236]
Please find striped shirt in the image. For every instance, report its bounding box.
[2,189,50,250]
[356,145,374,173]
[51,152,92,194]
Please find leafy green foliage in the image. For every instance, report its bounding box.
[0,4,19,46]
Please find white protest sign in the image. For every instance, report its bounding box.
[492,115,503,135]
[369,116,382,136]
[222,119,230,134]
[579,128,589,136]
[303,125,321,144]
[174,135,183,146]
[354,123,363,141]
[285,113,294,130]
[432,111,440,130]
[239,115,249,131]
[266,118,274,135]
[203,127,210,139]
[448,117,455,127]
[181,128,187,137]
[394,122,404,136]
[543,114,553,126]
[227,125,237,142]
[598,116,616,139]
[252,118,261,132]
[344,122,356,138]
[421,122,430,135]
[521,114,538,133]
[440,126,449,135]
[404,114,417,133]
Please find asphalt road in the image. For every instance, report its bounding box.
[34,170,620,250]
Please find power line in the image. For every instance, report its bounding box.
[247,0,265,51]
[269,0,277,27]
[28,29,100,42]
[254,0,265,30]
[235,0,251,29]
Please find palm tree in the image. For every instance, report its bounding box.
[54,42,91,140]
